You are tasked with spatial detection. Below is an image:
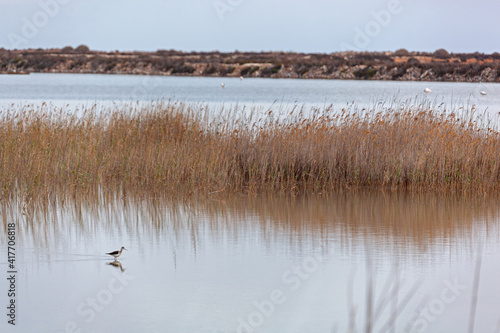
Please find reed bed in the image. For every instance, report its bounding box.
[0,101,499,202]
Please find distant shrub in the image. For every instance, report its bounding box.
[407,57,420,64]
[433,49,450,59]
[261,64,281,76]
[75,45,90,53]
[431,62,455,76]
[204,64,217,75]
[156,49,168,55]
[390,66,408,79]
[294,63,313,76]
[240,66,259,76]
[354,66,377,79]
[239,67,249,76]
[220,66,234,76]
[394,48,411,57]
[106,63,117,71]
[61,46,74,53]
[171,64,195,74]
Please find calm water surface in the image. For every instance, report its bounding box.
[1,74,500,333]
[1,193,500,332]
[1,73,500,116]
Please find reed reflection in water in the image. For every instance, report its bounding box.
[1,191,500,332]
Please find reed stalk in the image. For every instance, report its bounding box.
[0,101,499,202]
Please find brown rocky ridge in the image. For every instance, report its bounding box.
[1,46,499,82]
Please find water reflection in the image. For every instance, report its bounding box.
[5,191,498,260]
[0,191,499,332]
[107,260,125,272]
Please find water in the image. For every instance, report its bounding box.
[1,74,500,332]
[1,73,500,115]
[1,193,500,332]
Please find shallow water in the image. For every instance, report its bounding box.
[1,73,500,116]
[1,192,500,332]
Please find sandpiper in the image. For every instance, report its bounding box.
[106,246,127,260]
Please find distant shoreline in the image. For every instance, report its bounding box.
[1,47,499,83]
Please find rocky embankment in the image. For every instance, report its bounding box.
[1,47,499,82]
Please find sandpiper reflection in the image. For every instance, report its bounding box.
[107,260,125,272]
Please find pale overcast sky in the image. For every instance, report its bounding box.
[0,0,499,53]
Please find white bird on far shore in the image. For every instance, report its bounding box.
[221,82,225,88]
[424,88,431,93]
[480,91,487,96]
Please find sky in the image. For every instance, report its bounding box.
[0,0,499,54]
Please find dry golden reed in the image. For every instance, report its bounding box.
[0,101,499,201]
